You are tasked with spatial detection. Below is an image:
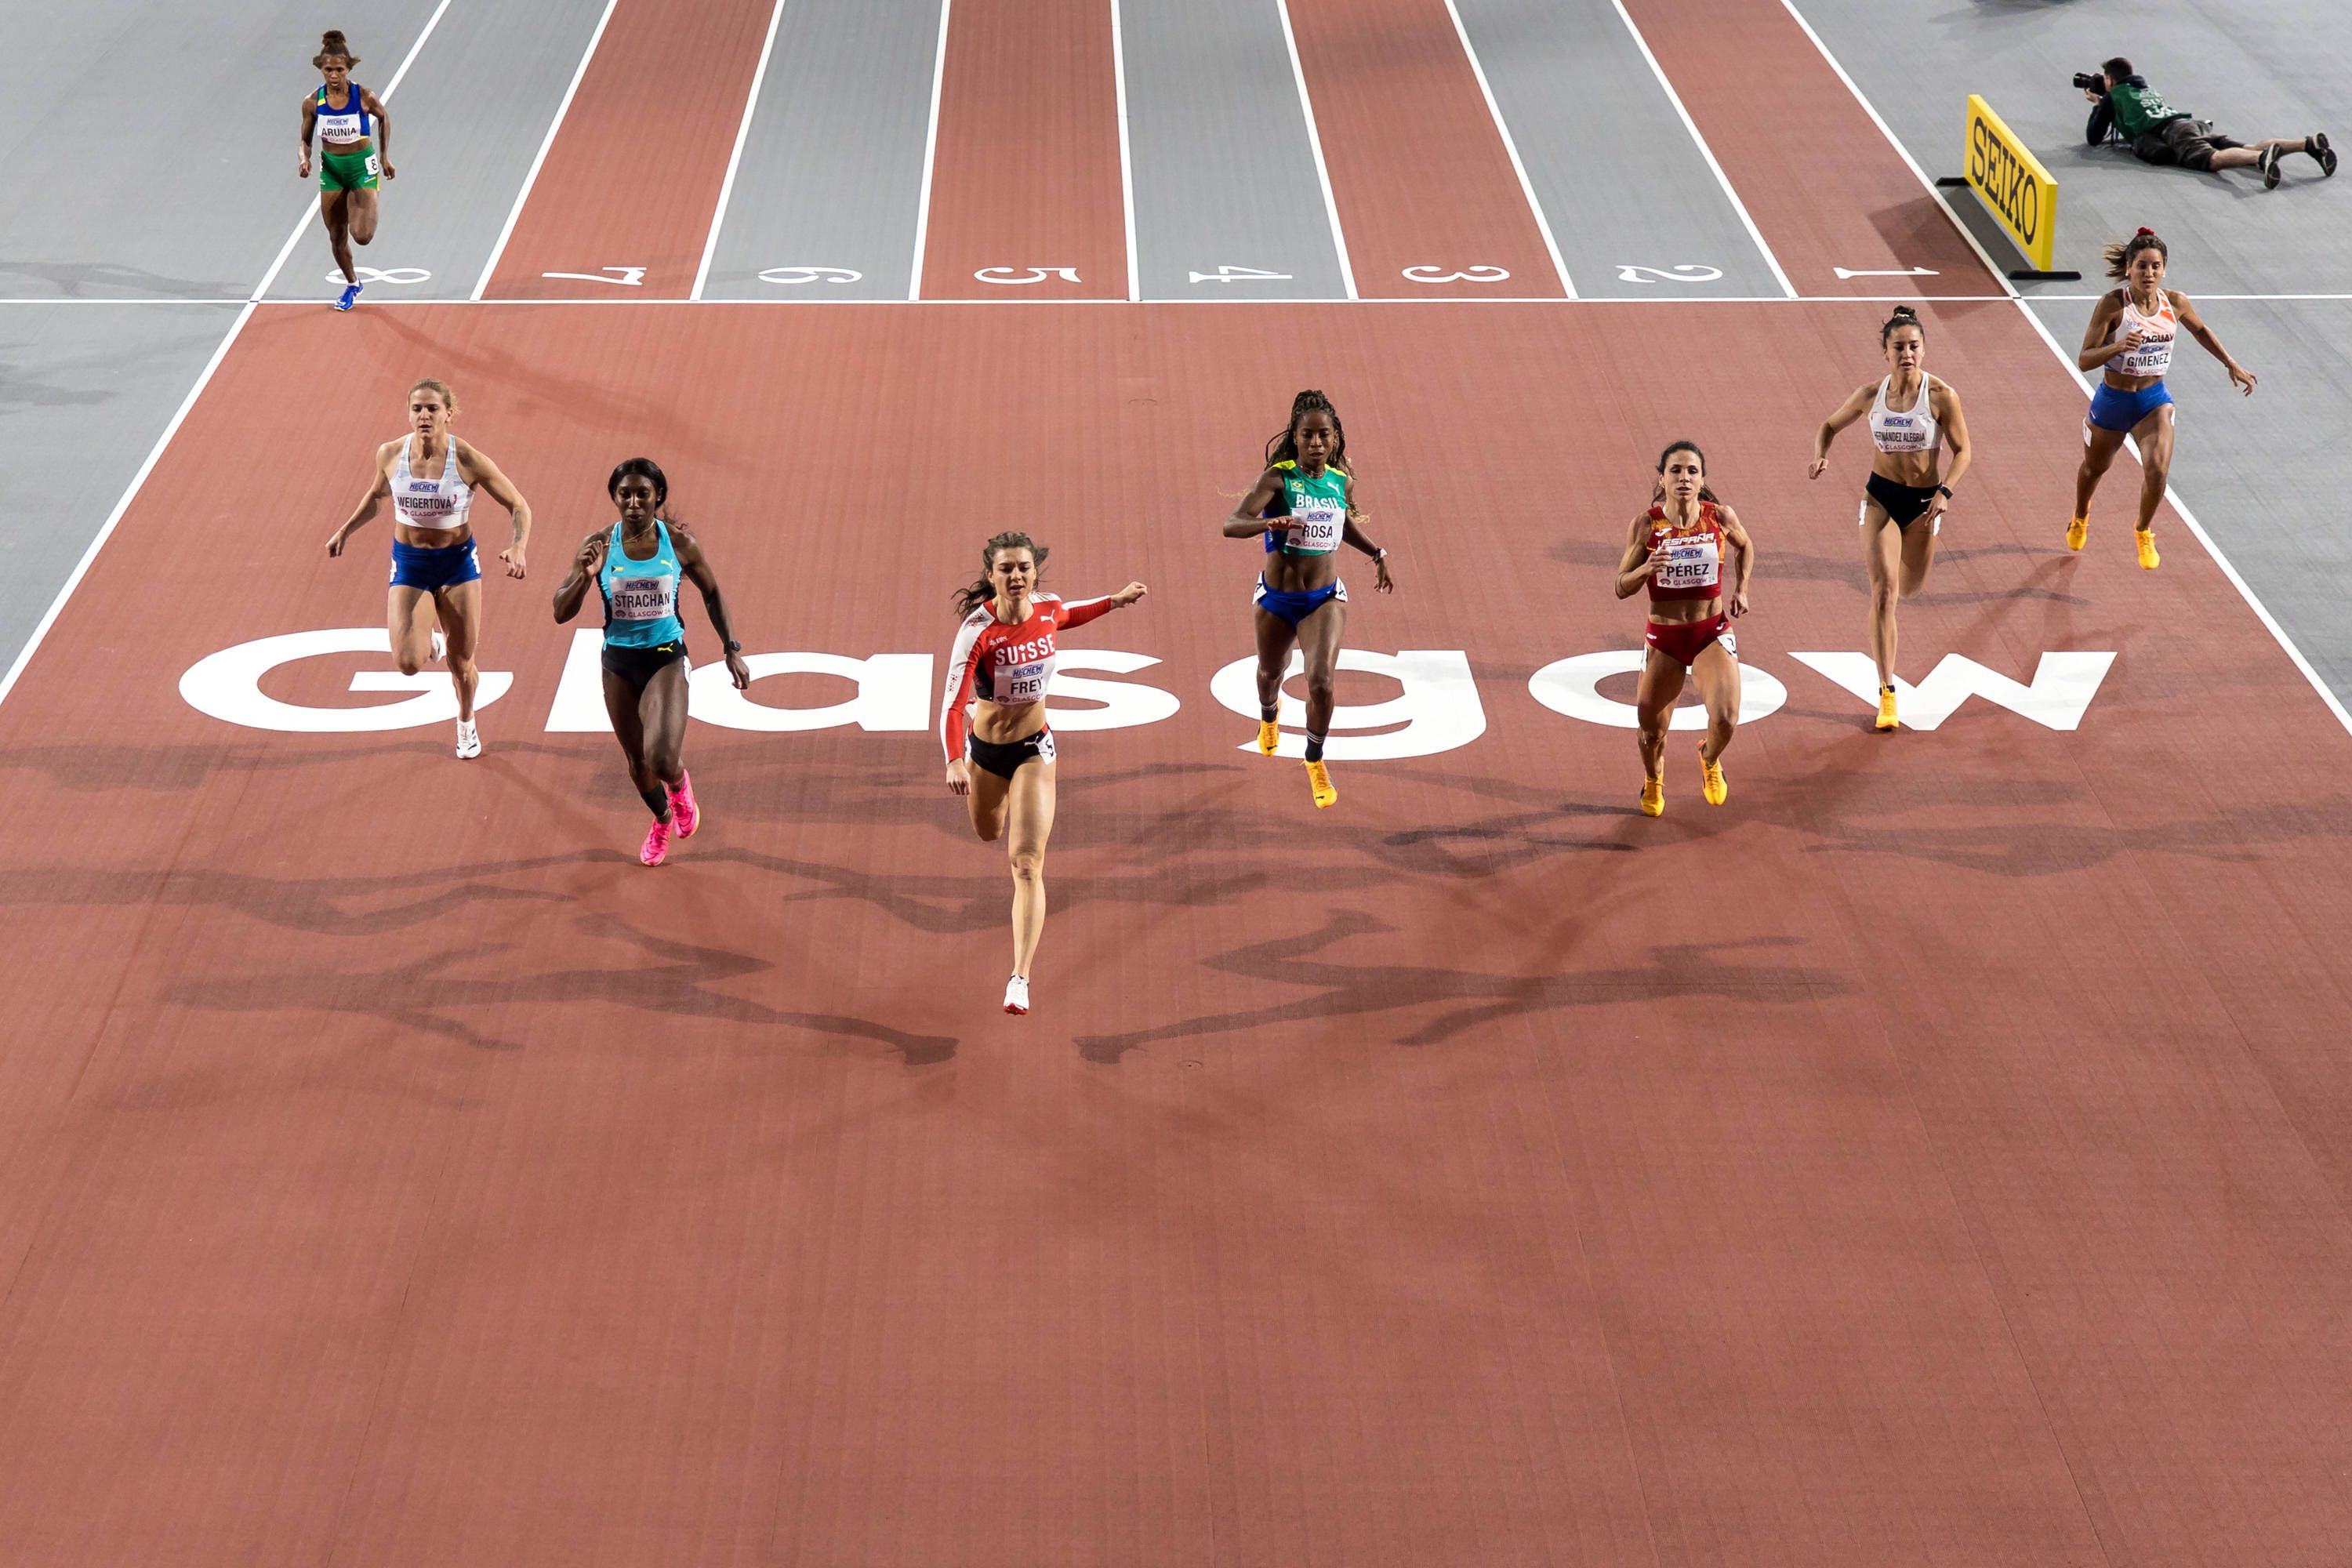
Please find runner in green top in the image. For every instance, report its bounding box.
[297,30,395,310]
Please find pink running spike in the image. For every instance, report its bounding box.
[669,771,699,838]
[640,816,673,867]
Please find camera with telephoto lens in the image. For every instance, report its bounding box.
[2072,71,2106,92]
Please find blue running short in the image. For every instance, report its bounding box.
[2086,379,2173,434]
[1253,575,1347,628]
[390,538,482,591]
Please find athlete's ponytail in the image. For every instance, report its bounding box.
[953,531,1049,618]
[314,29,358,66]
[1879,304,1925,347]
[2103,227,2167,281]
[1651,439,1720,506]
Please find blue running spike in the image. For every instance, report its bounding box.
[335,281,363,312]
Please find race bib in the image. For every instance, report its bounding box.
[365,153,382,179]
[608,574,676,621]
[1656,538,1720,590]
[1283,506,1344,554]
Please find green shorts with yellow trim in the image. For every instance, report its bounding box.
[318,147,380,192]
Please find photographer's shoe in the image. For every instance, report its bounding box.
[2310,133,2336,176]
[2260,146,2282,189]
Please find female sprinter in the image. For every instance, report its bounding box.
[1221,389,1395,810]
[325,378,532,760]
[939,532,1146,1015]
[1807,304,1974,731]
[553,459,750,867]
[296,31,393,312]
[2071,227,2256,569]
[1613,441,1755,817]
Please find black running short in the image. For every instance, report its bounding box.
[601,640,688,691]
[1864,471,1942,531]
[967,727,1056,779]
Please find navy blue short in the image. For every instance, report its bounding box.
[1253,575,1347,628]
[390,537,481,591]
[2086,379,2173,434]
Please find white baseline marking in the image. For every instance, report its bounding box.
[1437,0,1574,299]
[1270,0,1357,299]
[692,0,794,300]
[907,0,954,300]
[1110,0,1139,302]
[1606,0,1794,299]
[470,0,623,299]
[1779,0,2352,738]
[3,0,456,708]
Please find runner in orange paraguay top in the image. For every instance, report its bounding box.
[1611,441,1755,818]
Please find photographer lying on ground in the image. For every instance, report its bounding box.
[2081,58,2333,189]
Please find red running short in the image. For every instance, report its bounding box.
[1645,614,1731,669]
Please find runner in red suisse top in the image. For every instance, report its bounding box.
[1611,440,1755,818]
[939,530,1147,1015]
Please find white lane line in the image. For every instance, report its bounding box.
[256,0,456,301]
[0,299,249,306]
[470,0,622,299]
[692,0,793,301]
[1,0,462,708]
[1779,0,2352,739]
[1110,0,1139,302]
[907,0,954,300]
[1271,0,1356,300]
[1437,0,1574,299]
[1605,0,1794,299]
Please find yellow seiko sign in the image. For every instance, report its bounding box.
[1964,95,2060,273]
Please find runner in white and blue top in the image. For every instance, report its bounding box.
[326,378,534,760]
[551,459,753,868]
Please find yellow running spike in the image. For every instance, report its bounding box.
[1875,686,1899,732]
[1304,759,1337,808]
[1639,776,1664,818]
[1699,750,1728,806]
[2066,514,2089,551]
[1257,719,1280,756]
[2136,528,2160,570]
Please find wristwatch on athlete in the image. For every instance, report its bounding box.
[1935,485,1953,499]
[724,639,742,653]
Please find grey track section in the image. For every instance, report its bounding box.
[265,0,618,303]
[0,304,241,673]
[1794,0,2352,296]
[700,0,942,301]
[1451,0,1784,299]
[1121,0,1347,301]
[0,0,438,299]
[1791,0,2352,710]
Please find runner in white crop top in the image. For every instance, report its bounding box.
[1807,306,1974,731]
[325,379,535,759]
[2071,229,2256,570]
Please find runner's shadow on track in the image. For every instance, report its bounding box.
[2,741,445,792]
[0,855,592,933]
[0,259,234,299]
[161,907,959,1064]
[1073,911,1844,1062]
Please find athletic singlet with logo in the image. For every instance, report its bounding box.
[2107,289,2176,379]
[598,521,687,649]
[314,84,372,143]
[1645,500,1726,604]
[1868,374,1941,454]
[938,593,1115,760]
[391,435,473,532]
[1261,460,1349,557]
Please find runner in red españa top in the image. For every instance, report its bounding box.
[939,530,1146,1015]
[1611,440,1755,818]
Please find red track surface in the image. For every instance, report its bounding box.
[1285,0,1563,299]
[485,0,779,299]
[919,0,1127,300]
[3,298,2351,1565]
[1620,0,1998,296]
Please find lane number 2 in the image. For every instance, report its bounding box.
[758,267,864,285]
[1613,264,1723,284]
[975,267,1081,285]
[1401,265,1510,284]
[541,267,647,286]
